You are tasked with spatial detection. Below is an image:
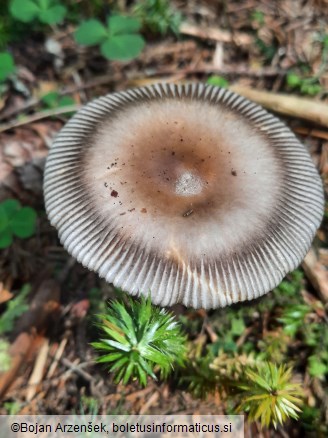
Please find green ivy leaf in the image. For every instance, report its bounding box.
[0,52,16,82]
[10,0,39,23]
[108,15,141,35]
[74,19,108,46]
[101,34,145,61]
[38,4,66,24]
[11,207,37,238]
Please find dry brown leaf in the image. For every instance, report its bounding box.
[0,283,13,304]
[302,249,328,302]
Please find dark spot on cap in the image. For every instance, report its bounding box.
[141,208,147,213]
[111,190,118,197]
[183,208,194,217]
[231,170,237,176]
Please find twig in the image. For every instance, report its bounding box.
[125,386,153,402]
[60,358,94,382]
[0,104,82,133]
[230,85,328,128]
[204,323,218,343]
[63,66,281,97]
[139,391,159,415]
[26,339,49,402]
[236,327,253,348]
[180,22,253,46]
[293,126,328,141]
[0,97,39,121]
[143,64,282,80]
[46,337,68,379]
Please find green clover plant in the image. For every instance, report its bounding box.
[41,91,75,109]
[92,297,187,386]
[74,15,145,61]
[10,0,66,25]
[0,52,15,82]
[0,199,37,249]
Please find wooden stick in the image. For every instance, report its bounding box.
[293,126,328,141]
[230,85,328,128]
[26,339,49,402]
[180,23,253,46]
[0,104,82,133]
[302,249,328,303]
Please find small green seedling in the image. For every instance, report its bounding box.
[278,304,311,337]
[0,52,15,82]
[92,297,186,386]
[238,362,303,429]
[0,199,37,249]
[0,284,30,334]
[0,339,11,372]
[10,0,66,25]
[251,10,265,26]
[206,75,229,88]
[308,355,328,378]
[133,0,182,36]
[41,91,75,109]
[287,72,322,95]
[75,15,145,61]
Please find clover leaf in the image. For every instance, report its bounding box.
[0,199,37,249]
[75,15,145,61]
[41,91,75,109]
[10,0,66,25]
[0,53,16,82]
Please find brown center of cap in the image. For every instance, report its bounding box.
[84,98,282,259]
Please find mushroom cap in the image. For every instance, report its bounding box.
[44,83,324,309]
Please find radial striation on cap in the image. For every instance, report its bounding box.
[44,83,324,309]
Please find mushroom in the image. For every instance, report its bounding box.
[44,83,324,309]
